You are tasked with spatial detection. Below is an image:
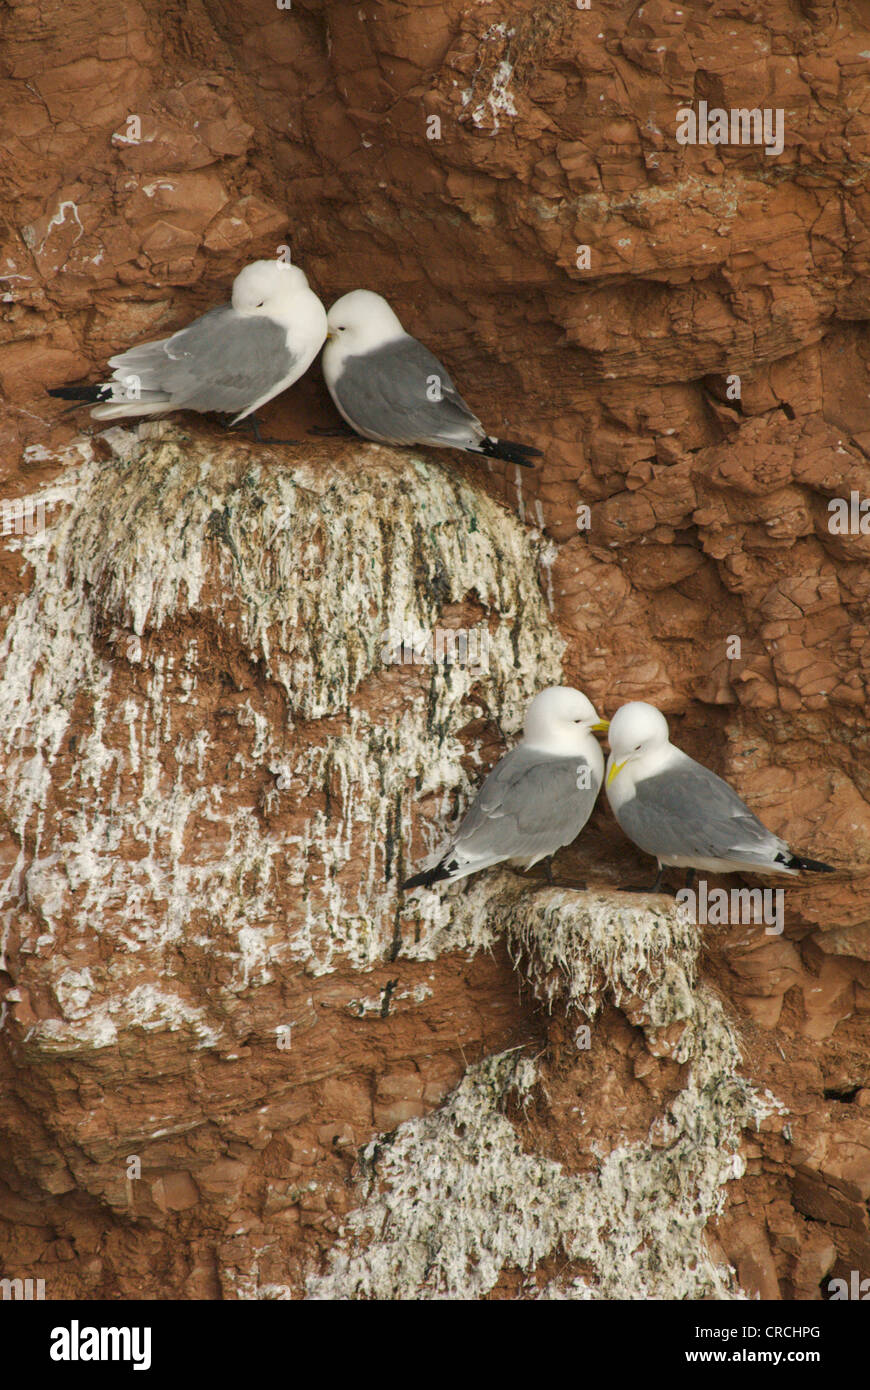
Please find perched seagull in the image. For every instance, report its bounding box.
[48,259,327,424]
[605,701,835,891]
[401,687,608,891]
[322,289,541,468]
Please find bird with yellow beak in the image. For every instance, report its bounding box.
[605,701,834,892]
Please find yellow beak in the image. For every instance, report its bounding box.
[606,758,627,787]
[325,330,333,341]
[591,719,610,733]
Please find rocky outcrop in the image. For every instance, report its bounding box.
[1,0,868,1299]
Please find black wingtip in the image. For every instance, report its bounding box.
[400,860,453,891]
[474,436,541,469]
[47,385,108,403]
[789,855,835,873]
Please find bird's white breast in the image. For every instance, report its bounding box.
[281,289,328,356]
[321,335,345,388]
[606,742,680,812]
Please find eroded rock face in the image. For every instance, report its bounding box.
[1,0,868,1299]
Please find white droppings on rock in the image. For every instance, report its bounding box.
[0,425,561,1045]
[307,887,782,1300]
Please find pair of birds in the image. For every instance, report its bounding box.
[402,689,834,892]
[50,258,540,469]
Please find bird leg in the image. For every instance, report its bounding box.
[543,856,554,885]
[224,414,301,446]
[684,867,695,890]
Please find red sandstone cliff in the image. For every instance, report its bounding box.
[0,0,868,1299]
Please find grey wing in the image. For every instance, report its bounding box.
[618,758,785,864]
[335,335,484,447]
[452,747,601,863]
[108,307,294,414]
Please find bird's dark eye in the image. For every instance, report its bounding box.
[635,744,641,750]
[256,301,264,308]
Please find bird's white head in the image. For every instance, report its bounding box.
[325,290,406,356]
[232,260,310,316]
[523,686,608,753]
[606,701,671,786]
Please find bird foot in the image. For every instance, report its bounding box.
[308,424,357,438]
[222,415,302,447]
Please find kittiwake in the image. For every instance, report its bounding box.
[401,687,608,890]
[605,701,834,890]
[322,289,541,468]
[49,259,327,423]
